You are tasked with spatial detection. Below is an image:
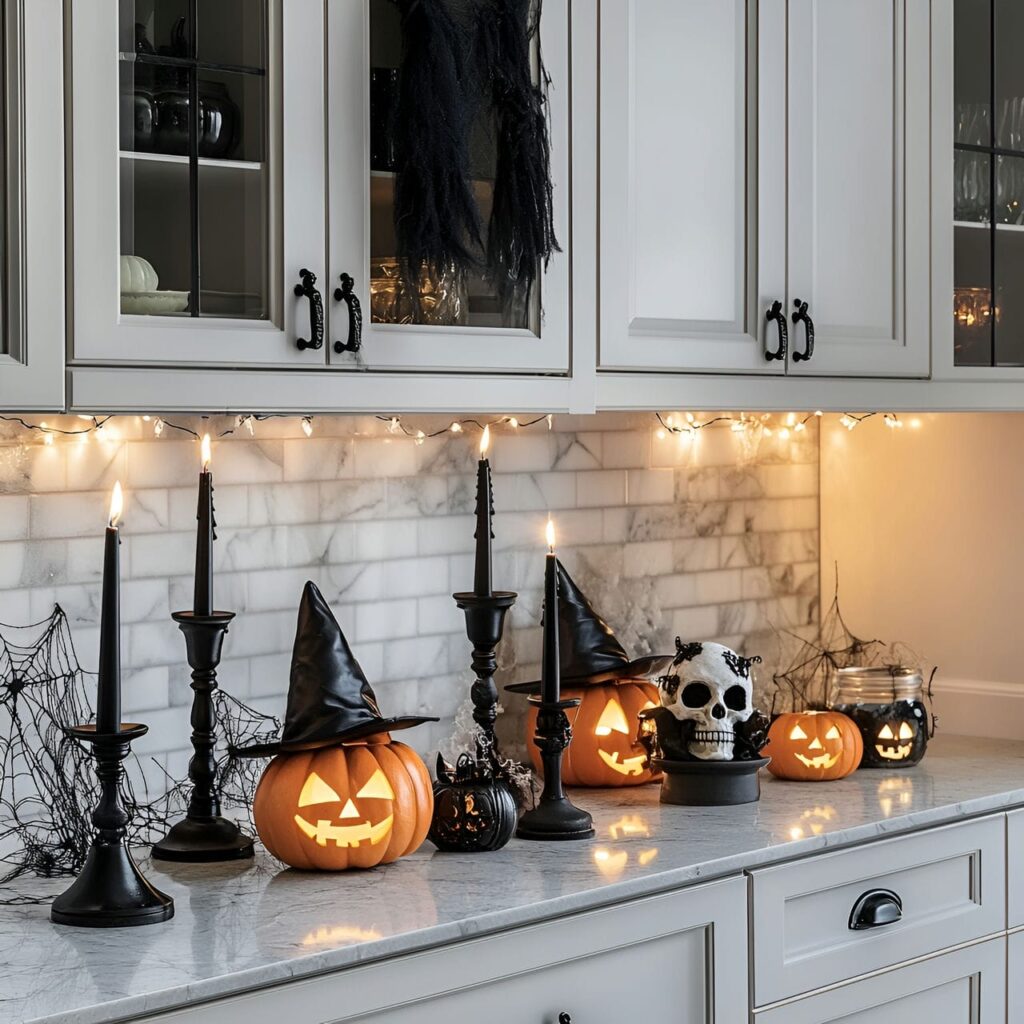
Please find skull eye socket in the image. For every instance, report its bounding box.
[878,724,895,740]
[681,682,712,708]
[825,725,841,740]
[789,724,808,740]
[355,769,395,800]
[898,722,915,740]
[723,685,748,712]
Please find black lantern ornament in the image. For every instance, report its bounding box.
[831,666,932,769]
[429,748,518,853]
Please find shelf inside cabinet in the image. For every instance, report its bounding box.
[953,219,1024,232]
[120,151,264,172]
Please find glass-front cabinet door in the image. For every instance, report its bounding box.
[327,0,570,374]
[0,0,64,410]
[70,0,326,367]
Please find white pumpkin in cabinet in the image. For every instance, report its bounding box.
[120,254,159,293]
[119,254,189,315]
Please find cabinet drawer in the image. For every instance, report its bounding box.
[1008,809,1024,928]
[755,937,1005,1023]
[149,876,747,1024]
[1010,932,1024,1020]
[751,815,1005,1006]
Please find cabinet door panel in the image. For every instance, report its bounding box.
[757,938,1005,1024]
[71,0,326,367]
[598,0,784,374]
[787,0,930,376]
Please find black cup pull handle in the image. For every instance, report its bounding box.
[849,888,903,931]
[557,1015,572,1024]
[294,269,324,351]
[333,273,363,354]
[792,297,815,362]
[765,299,788,361]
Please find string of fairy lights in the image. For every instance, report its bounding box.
[0,409,918,447]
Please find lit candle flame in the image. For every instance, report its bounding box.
[480,424,490,458]
[109,481,123,529]
[545,516,555,552]
[200,433,212,471]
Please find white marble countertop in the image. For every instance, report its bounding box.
[3,734,1023,1024]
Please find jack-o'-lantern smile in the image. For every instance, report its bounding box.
[594,698,651,777]
[292,768,396,848]
[875,722,915,760]
[790,722,842,770]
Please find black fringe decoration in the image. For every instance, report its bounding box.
[393,0,481,295]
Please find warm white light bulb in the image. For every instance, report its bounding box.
[450,422,462,433]
[301,417,313,437]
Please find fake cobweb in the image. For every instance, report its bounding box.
[0,606,280,903]
[767,571,938,723]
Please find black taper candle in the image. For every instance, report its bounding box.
[540,521,559,705]
[473,425,493,597]
[193,435,213,616]
[96,482,123,735]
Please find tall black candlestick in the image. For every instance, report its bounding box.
[540,550,559,705]
[193,469,213,616]
[96,486,122,735]
[473,458,493,596]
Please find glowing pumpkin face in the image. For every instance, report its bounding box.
[253,736,433,870]
[835,700,930,769]
[874,721,916,761]
[766,711,863,781]
[526,681,661,787]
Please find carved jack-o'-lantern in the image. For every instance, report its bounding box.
[253,736,433,871]
[766,710,863,781]
[526,681,660,787]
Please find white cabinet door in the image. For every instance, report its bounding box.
[1010,933,1023,1021]
[326,0,570,375]
[70,0,326,368]
[785,0,930,377]
[0,0,64,411]
[757,938,1006,1024]
[597,0,786,374]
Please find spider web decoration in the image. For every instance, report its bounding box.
[0,606,281,904]
[769,571,937,723]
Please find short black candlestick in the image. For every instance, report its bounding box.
[152,610,253,861]
[453,590,517,763]
[52,722,174,928]
[516,696,594,841]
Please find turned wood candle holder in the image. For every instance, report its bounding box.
[152,610,254,862]
[52,722,174,928]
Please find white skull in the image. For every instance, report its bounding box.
[658,641,756,760]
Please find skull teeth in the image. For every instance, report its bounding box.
[692,729,735,743]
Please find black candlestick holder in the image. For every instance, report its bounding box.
[52,723,174,928]
[152,611,254,862]
[516,697,594,841]
[452,590,517,764]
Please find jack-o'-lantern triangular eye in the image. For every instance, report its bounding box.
[879,724,895,740]
[298,772,342,807]
[825,725,841,740]
[356,768,395,800]
[595,699,630,736]
[789,724,808,740]
[898,722,914,740]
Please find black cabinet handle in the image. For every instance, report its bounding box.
[558,1015,572,1024]
[792,298,815,362]
[333,273,363,354]
[849,889,903,931]
[764,300,788,361]
[294,269,324,351]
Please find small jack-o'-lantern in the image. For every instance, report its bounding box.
[526,681,661,787]
[238,581,437,870]
[253,737,432,870]
[506,559,673,788]
[766,710,862,781]
[429,750,518,853]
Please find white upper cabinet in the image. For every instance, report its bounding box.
[325,0,570,375]
[70,0,327,369]
[595,0,930,379]
[0,0,65,411]
[597,0,785,374]
[785,0,930,377]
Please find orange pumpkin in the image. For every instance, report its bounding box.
[253,734,433,870]
[526,681,660,787]
[766,710,863,781]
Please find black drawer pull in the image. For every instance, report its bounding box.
[764,299,788,361]
[849,888,902,931]
[294,269,324,351]
[792,297,815,362]
[333,273,363,354]
[557,1015,572,1024]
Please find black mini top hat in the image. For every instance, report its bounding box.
[505,559,674,695]
[237,581,436,757]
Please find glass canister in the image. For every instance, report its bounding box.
[831,666,930,769]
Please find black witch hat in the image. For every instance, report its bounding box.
[237,581,436,757]
[505,560,674,695]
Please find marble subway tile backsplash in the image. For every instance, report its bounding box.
[0,413,819,777]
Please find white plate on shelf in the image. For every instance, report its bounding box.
[120,290,190,315]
